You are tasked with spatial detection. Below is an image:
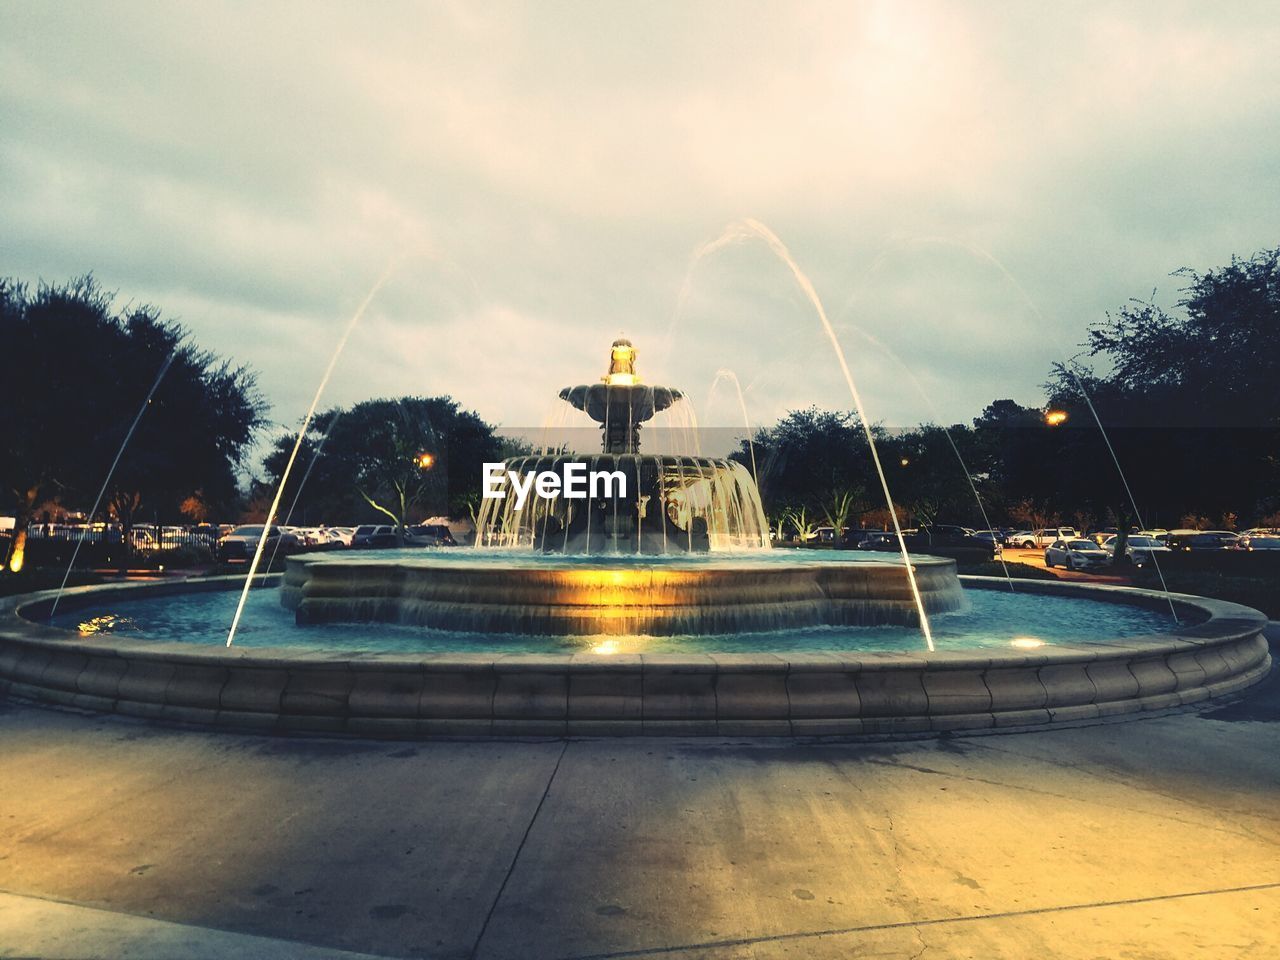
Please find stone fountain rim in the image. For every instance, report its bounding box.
[1,573,1268,738]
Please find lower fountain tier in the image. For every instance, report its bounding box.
[281,555,965,636]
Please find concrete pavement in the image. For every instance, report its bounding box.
[1,626,1277,959]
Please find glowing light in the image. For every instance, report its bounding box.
[604,338,639,386]
[900,457,910,467]
[589,639,622,655]
[1010,637,1045,649]
[416,452,436,470]
[1045,410,1068,427]
[7,534,24,573]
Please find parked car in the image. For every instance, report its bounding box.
[1238,535,1280,551]
[293,526,339,547]
[1100,534,1171,568]
[216,524,300,563]
[404,524,456,547]
[1088,527,1139,546]
[969,530,1006,554]
[1013,527,1078,549]
[841,529,884,548]
[1165,530,1240,551]
[807,526,837,543]
[861,523,997,561]
[327,526,356,546]
[351,524,398,548]
[1045,538,1110,571]
[856,531,900,551]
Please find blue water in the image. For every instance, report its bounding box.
[51,582,1175,655]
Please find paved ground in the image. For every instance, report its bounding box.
[1000,547,1136,583]
[2,626,1277,960]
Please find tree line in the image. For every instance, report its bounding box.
[738,248,1280,535]
[3,246,1277,570]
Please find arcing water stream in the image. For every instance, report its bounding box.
[685,219,936,650]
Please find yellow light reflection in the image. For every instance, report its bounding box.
[1010,637,1045,649]
[78,614,135,636]
[589,639,622,656]
[565,568,656,608]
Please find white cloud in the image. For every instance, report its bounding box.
[2,0,1278,469]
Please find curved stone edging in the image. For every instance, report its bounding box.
[0,574,1270,738]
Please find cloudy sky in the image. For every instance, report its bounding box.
[3,1,1278,460]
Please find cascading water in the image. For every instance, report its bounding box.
[475,338,770,554]
[706,368,760,489]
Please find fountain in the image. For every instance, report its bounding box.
[277,339,964,635]
[0,347,1269,738]
[479,338,769,554]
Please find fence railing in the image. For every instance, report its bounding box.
[23,525,216,552]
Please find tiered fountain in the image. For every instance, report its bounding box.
[1,340,1268,738]
[279,339,964,635]
[479,338,769,554]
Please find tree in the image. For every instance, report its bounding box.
[1046,247,1280,526]
[0,276,266,572]
[262,396,504,541]
[735,408,997,531]
[732,408,878,522]
[970,399,1072,526]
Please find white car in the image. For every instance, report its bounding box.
[1101,535,1172,568]
[1014,527,1079,549]
[1045,538,1110,571]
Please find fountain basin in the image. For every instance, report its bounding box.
[280,552,965,635]
[0,575,1268,738]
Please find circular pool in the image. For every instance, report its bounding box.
[54,570,1169,655]
[0,564,1270,739]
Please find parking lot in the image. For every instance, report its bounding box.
[999,546,1137,584]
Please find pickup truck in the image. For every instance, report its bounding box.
[1011,527,1078,549]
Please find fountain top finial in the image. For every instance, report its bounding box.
[604,338,637,386]
[558,339,683,451]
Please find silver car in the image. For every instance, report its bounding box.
[1045,538,1110,571]
[1101,535,1172,568]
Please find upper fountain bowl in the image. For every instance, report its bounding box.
[557,382,683,426]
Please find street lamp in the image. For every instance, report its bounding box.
[1044,410,1068,427]
[415,452,436,470]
